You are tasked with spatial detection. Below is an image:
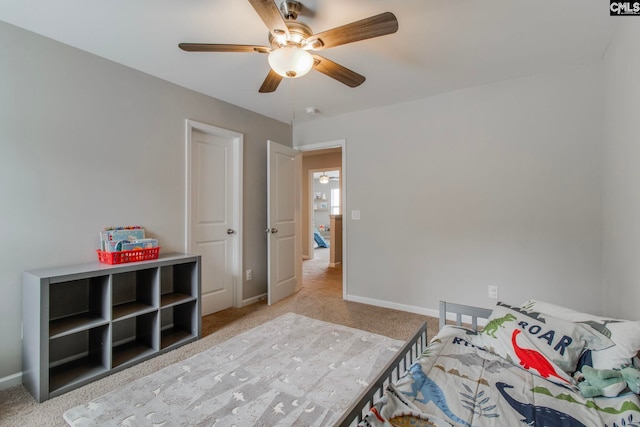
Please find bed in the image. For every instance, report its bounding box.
[339,300,640,427]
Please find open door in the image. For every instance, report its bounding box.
[267,140,301,305]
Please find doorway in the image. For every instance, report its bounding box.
[310,169,340,265]
[298,142,345,296]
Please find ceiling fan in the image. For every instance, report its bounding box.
[318,171,339,183]
[179,0,398,93]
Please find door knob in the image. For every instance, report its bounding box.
[270,228,278,234]
[227,229,235,235]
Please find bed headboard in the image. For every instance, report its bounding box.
[439,301,492,332]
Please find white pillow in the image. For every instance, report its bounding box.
[520,299,640,370]
[473,302,612,387]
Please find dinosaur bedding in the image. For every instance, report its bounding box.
[359,303,640,427]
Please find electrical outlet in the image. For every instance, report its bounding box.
[246,269,253,281]
[351,210,361,220]
[488,285,499,299]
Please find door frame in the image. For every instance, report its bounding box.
[295,139,347,299]
[184,119,244,308]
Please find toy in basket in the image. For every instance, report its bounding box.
[97,226,160,264]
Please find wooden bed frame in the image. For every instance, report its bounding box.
[336,301,492,427]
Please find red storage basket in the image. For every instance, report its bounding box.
[96,247,160,264]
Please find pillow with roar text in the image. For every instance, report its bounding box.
[471,302,613,387]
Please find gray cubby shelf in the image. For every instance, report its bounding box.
[22,253,201,402]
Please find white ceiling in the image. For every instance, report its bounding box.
[1,0,617,124]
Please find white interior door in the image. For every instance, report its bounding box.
[267,140,301,305]
[187,123,242,315]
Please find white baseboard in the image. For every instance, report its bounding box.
[0,371,22,390]
[344,294,487,327]
[239,293,267,307]
[345,294,440,318]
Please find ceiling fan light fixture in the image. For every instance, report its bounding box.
[272,29,288,46]
[268,46,313,78]
[319,174,330,184]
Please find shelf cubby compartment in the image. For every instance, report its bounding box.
[112,311,158,369]
[160,261,197,307]
[49,276,109,339]
[112,268,158,321]
[49,325,109,396]
[160,300,197,350]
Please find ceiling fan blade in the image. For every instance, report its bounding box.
[179,43,269,53]
[259,69,283,93]
[312,55,365,88]
[307,12,398,50]
[248,0,290,40]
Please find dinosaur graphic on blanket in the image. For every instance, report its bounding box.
[440,352,513,373]
[511,329,569,384]
[482,313,516,338]
[496,382,586,427]
[403,363,473,427]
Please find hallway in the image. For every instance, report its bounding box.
[301,247,342,294]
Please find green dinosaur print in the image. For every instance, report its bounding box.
[482,313,516,338]
[532,386,640,414]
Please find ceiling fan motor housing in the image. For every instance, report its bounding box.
[280,1,302,20]
[270,20,313,48]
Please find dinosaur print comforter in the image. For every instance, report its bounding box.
[359,326,640,427]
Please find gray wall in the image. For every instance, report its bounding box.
[295,63,606,317]
[602,22,640,320]
[0,22,291,382]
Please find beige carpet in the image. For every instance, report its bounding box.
[0,249,437,426]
